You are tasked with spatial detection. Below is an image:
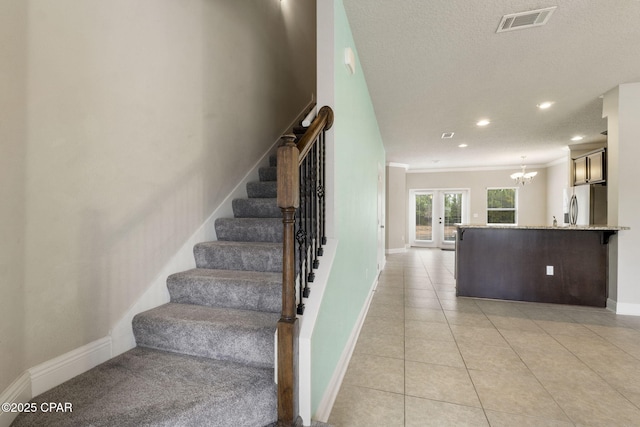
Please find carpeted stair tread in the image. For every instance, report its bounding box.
[194,241,282,272]
[11,347,276,427]
[215,217,282,243]
[232,198,281,218]
[247,181,277,198]
[259,166,277,182]
[133,303,278,368]
[167,268,281,312]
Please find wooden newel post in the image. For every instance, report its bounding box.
[277,135,303,427]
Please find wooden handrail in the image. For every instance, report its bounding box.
[296,106,334,163]
[276,106,333,427]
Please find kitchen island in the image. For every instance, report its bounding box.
[455,225,627,307]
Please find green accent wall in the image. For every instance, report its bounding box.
[311,0,386,415]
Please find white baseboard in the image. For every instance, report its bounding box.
[299,239,338,426]
[313,274,378,422]
[607,298,617,313]
[0,372,31,427]
[29,337,112,397]
[385,247,407,254]
[614,301,640,316]
[0,337,111,427]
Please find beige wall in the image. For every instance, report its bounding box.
[406,168,547,232]
[546,158,570,226]
[2,0,315,392]
[0,0,28,394]
[385,165,407,251]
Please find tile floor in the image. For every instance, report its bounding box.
[327,248,640,426]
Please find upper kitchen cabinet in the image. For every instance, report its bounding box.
[573,148,606,185]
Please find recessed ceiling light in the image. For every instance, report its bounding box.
[537,101,554,109]
[476,119,490,127]
[571,136,584,141]
[458,144,468,148]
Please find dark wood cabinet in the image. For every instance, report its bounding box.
[573,148,606,185]
[573,156,588,185]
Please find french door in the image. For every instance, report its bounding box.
[409,189,468,248]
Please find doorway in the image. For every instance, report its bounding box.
[409,189,469,248]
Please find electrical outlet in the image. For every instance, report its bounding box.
[546,266,554,275]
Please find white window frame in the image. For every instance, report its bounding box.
[486,187,518,225]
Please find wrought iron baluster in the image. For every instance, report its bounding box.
[296,159,307,315]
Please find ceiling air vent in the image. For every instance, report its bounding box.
[441,132,455,139]
[497,6,557,33]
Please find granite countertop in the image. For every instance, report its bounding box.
[456,224,629,231]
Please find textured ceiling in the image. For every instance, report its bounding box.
[342,0,640,170]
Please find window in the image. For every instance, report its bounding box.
[487,188,517,225]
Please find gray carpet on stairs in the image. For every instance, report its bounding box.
[133,302,279,368]
[11,152,295,426]
[11,347,276,427]
[167,268,282,312]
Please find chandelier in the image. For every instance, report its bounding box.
[510,157,537,186]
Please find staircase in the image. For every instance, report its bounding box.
[12,155,286,427]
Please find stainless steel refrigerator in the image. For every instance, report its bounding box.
[563,185,608,226]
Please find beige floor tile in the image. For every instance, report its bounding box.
[404,268,429,278]
[488,314,546,333]
[439,298,483,313]
[374,285,405,296]
[371,293,405,308]
[332,249,640,427]
[517,306,576,322]
[405,396,488,427]
[435,290,458,300]
[444,310,493,327]
[457,343,530,375]
[469,369,570,422]
[405,307,447,323]
[474,300,527,316]
[405,288,438,300]
[498,329,565,351]
[377,278,405,289]
[433,283,457,292]
[328,385,404,427]
[342,353,404,394]
[449,324,510,348]
[405,297,443,310]
[430,281,457,288]
[513,346,595,383]
[354,332,404,359]
[552,334,620,356]
[541,375,640,426]
[405,320,454,341]
[534,319,603,338]
[405,336,465,367]
[378,272,404,281]
[366,301,405,321]
[563,310,621,327]
[405,280,435,290]
[405,361,481,408]
[485,410,574,427]
[360,315,404,337]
